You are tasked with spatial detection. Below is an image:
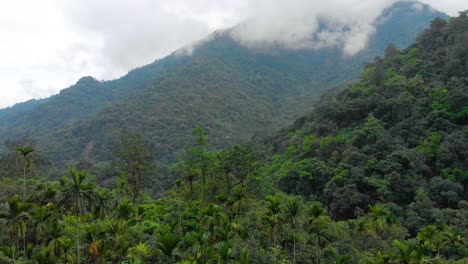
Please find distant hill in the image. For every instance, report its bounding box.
[0,1,447,165]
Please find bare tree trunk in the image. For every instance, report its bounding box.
[23,166,26,203]
[293,235,296,264]
[76,220,80,264]
[316,235,320,264]
[23,231,26,258]
[76,197,81,264]
[226,173,231,197]
[189,178,193,200]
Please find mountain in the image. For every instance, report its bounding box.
[0,1,447,165]
[253,11,468,221]
[0,11,466,264]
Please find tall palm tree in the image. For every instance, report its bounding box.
[263,196,282,248]
[31,205,51,245]
[155,226,182,260]
[0,195,31,260]
[215,241,234,264]
[189,228,213,264]
[284,197,302,264]
[307,203,330,264]
[43,219,70,263]
[16,146,34,203]
[58,169,99,264]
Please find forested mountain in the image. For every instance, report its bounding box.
[0,11,466,264]
[0,1,446,165]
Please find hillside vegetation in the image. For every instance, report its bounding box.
[0,11,467,264]
[0,2,446,167]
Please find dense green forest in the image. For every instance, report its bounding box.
[0,2,445,169]
[1,9,467,264]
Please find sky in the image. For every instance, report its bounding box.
[0,0,466,109]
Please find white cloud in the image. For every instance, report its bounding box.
[420,0,466,16]
[0,0,464,108]
[230,0,398,55]
[0,0,245,108]
[412,2,425,11]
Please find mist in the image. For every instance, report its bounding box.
[230,0,401,55]
[1,0,461,108]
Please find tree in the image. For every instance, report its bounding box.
[307,202,330,264]
[361,250,392,264]
[0,195,30,260]
[155,225,182,261]
[329,247,352,264]
[218,145,256,197]
[284,196,302,264]
[41,219,71,263]
[16,146,34,203]
[392,240,420,264]
[416,224,451,256]
[263,196,282,248]
[58,169,99,264]
[115,128,155,202]
[184,127,212,206]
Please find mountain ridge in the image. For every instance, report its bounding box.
[0,1,448,166]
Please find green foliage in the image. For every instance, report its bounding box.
[417,132,442,159]
[0,8,465,264]
[115,129,156,202]
[0,2,446,171]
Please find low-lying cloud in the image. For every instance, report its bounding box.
[230,0,399,56]
[57,0,244,78]
[1,0,463,108]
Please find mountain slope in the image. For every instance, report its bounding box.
[0,1,447,164]
[254,12,468,223]
[0,11,466,264]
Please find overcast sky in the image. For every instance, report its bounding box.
[0,0,465,108]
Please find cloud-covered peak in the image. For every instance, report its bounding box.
[230,0,399,56]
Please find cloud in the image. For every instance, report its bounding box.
[419,0,467,16]
[0,0,462,108]
[230,0,399,55]
[56,0,245,78]
[412,2,425,11]
[0,0,244,108]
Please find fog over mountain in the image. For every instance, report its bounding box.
[0,1,449,167]
[0,0,464,108]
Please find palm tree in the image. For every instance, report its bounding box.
[392,240,419,264]
[307,202,329,264]
[263,214,281,248]
[233,186,246,216]
[43,219,71,263]
[189,228,213,264]
[329,247,352,264]
[16,146,34,203]
[31,205,51,245]
[215,241,234,264]
[284,197,302,264]
[0,195,31,259]
[58,169,99,264]
[444,228,464,250]
[416,224,451,257]
[361,250,392,264]
[155,226,182,260]
[368,204,394,240]
[116,198,137,219]
[263,196,282,248]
